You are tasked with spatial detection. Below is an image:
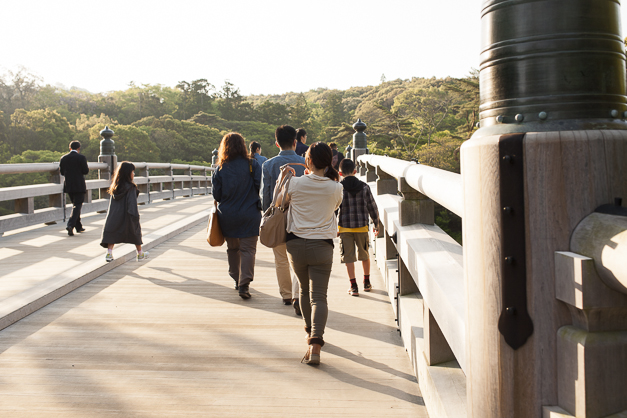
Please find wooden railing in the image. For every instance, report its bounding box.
[357,154,467,415]
[0,162,214,234]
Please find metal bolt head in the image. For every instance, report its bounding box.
[515,114,524,122]
[611,109,619,118]
[475,122,480,128]
[538,111,548,120]
[506,307,517,316]
[503,155,514,163]
[496,115,505,123]
[623,111,627,119]
[505,256,515,264]
[503,206,514,214]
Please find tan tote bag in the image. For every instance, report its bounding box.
[207,203,225,247]
[259,163,307,248]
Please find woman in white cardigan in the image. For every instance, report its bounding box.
[285,142,343,365]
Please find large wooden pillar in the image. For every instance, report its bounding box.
[461,1,627,417]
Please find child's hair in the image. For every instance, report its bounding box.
[108,161,136,195]
[217,132,248,167]
[249,141,261,159]
[305,142,339,181]
[339,158,355,174]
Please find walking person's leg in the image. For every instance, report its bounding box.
[303,240,333,364]
[286,239,311,331]
[66,193,84,235]
[272,243,293,303]
[225,237,241,291]
[238,236,258,293]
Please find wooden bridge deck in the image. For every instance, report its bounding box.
[0,197,428,417]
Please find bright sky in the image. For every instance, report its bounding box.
[1,1,626,96]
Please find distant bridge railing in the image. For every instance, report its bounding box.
[0,161,214,234]
[356,154,467,380]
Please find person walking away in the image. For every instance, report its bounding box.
[285,142,343,364]
[329,142,344,171]
[261,125,306,314]
[295,128,308,157]
[100,161,148,262]
[213,132,262,299]
[249,141,267,165]
[337,158,379,296]
[59,141,89,236]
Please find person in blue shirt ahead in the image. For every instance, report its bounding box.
[261,125,306,314]
[249,141,267,165]
[212,132,262,300]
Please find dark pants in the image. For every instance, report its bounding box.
[286,238,334,340]
[225,236,258,288]
[67,192,85,230]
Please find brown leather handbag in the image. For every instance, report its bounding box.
[259,163,307,248]
[207,202,225,247]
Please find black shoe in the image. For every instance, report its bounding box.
[293,299,302,316]
[233,278,239,290]
[283,298,292,305]
[66,227,74,236]
[75,227,86,233]
[239,285,251,299]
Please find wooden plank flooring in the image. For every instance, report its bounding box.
[0,216,428,417]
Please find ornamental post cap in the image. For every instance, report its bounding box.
[100,126,114,138]
[353,119,367,132]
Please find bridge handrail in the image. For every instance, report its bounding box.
[357,155,463,218]
[0,161,215,234]
[0,162,109,175]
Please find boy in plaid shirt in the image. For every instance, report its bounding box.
[338,158,379,296]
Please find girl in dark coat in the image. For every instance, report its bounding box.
[212,132,262,299]
[100,161,148,262]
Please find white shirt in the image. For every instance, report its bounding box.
[286,174,343,240]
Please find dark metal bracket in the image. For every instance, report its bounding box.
[498,134,534,350]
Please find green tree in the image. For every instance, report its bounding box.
[0,68,41,115]
[8,108,74,155]
[175,79,216,120]
[444,71,480,138]
[290,93,313,130]
[216,81,252,121]
[254,100,290,126]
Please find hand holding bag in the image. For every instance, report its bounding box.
[207,202,225,247]
[259,163,306,248]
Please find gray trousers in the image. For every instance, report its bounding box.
[286,238,334,340]
[225,236,258,288]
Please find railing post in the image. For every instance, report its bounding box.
[462,1,627,417]
[186,166,193,197]
[98,126,117,203]
[48,166,64,223]
[138,165,149,204]
[398,175,434,226]
[14,197,34,215]
[375,166,396,196]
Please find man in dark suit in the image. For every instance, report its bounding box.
[295,128,308,157]
[59,141,89,236]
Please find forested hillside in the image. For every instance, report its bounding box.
[0,68,478,172]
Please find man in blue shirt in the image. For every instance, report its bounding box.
[261,125,306,314]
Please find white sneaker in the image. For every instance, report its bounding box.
[105,253,114,262]
[137,251,149,262]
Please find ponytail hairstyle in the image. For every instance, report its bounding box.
[107,161,136,195]
[305,142,339,181]
[249,141,261,159]
[216,132,248,167]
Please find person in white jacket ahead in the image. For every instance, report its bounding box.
[284,141,343,365]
